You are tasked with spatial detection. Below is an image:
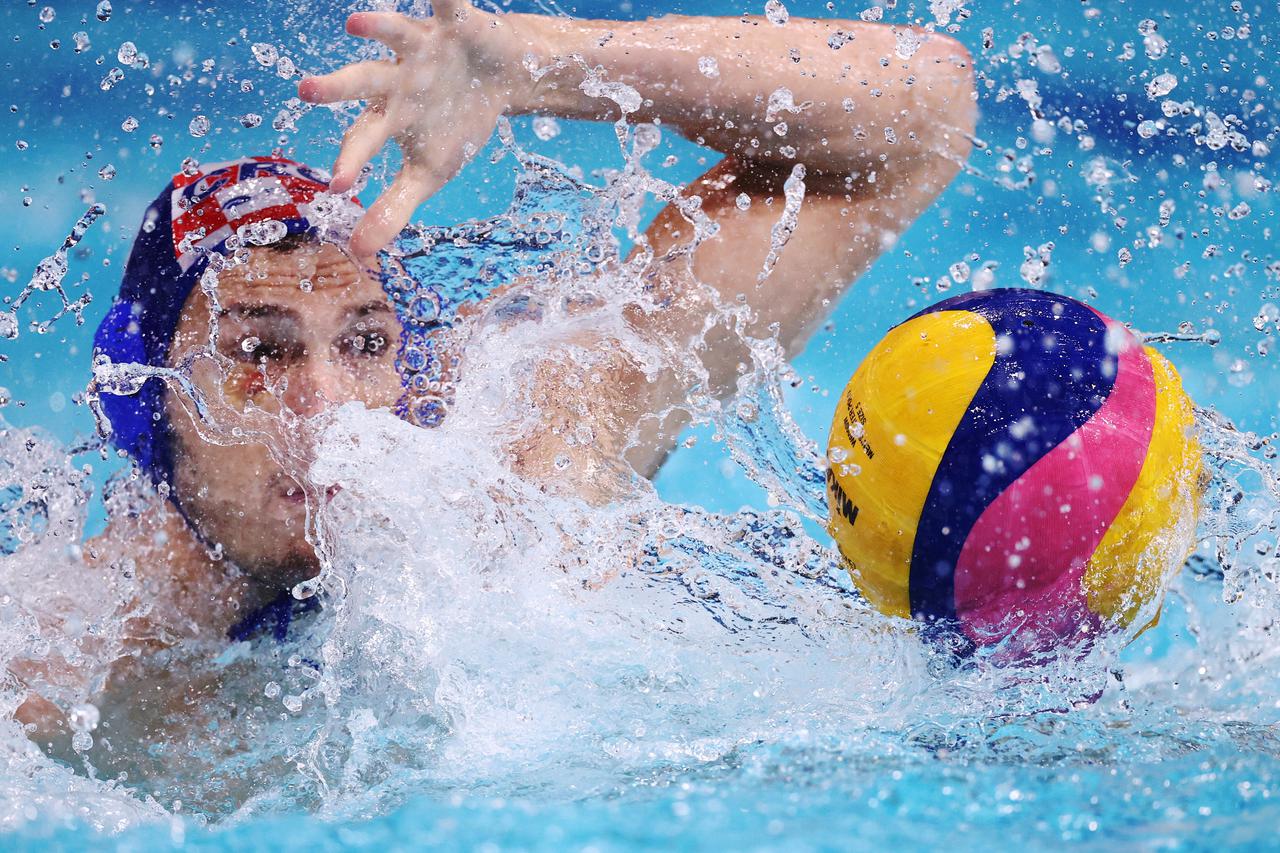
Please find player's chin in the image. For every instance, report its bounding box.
[243,537,321,590]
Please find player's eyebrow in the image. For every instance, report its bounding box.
[219,302,302,321]
[344,300,395,319]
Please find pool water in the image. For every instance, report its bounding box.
[1,0,1277,849]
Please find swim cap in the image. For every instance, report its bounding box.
[92,155,363,488]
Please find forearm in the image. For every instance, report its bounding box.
[507,14,975,184]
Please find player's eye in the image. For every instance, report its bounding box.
[233,335,304,364]
[341,329,389,357]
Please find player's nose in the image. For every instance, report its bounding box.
[282,356,350,418]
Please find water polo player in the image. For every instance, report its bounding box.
[16,6,974,739]
[92,156,395,599]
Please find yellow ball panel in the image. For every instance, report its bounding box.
[1082,347,1202,628]
[826,310,996,618]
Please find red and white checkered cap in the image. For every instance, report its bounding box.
[168,155,362,270]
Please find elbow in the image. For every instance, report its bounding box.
[930,31,975,83]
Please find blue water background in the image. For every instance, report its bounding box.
[0,0,1276,848]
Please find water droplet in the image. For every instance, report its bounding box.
[188,114,210,138]
[68,702,100,732]
[633,123,661,154]
[0,312,18,340]
[949,261,970,283]
[764,0,789,25]
[828,30,856,50]
[239,112,263,129]
[1139,18,1168,59]
[99,67,124,92]
[860,6,883,22]
[238,219,287,246]
[264,681,281,699]
[117,41,137,66]
[1137,120,1159,139]
[764,87,802,122]
[180,156,200,176]
[38,6,55,24]
[121,116,138,132]
[97,164,116,181]
[894,27,923,60]
[240,336,261,353]
[95,0,112,22]
[1145,72,1177,99]
[698,56,719,78]
[735,193,751,211]
[532,116,560,141]
[1019,242,1053,285]
[15,140,28,151]
[251,43,279,67]
[1227,358,1253,387]
[282,694,303,713]
[276,56,296,79]
[72,31,90,53]
[148,133,163,151]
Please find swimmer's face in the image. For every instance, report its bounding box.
[164,240,403,588]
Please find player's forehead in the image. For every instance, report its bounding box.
[221,241,373,292]
[175,242,395,337]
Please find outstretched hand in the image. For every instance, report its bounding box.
[299,4,533,257]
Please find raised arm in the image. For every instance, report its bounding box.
[300,5,976,489]
[517,15,975,476]
[521,14,972,187]
[299,5,973,255]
